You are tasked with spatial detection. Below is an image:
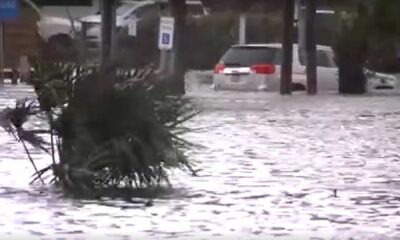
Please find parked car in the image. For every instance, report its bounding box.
[364,69,398,91]
[213,43,398,92]
[213,43,337,92]
[80,0,208,49]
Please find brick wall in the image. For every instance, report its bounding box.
[3,7,40,67]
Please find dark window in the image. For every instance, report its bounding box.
[299,49,335,67]
[316,50,334,67]
[187,4,204,15]
[221,47,282,67]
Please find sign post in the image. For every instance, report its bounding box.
[0,0,19,86]
[158,17,175,50]
[158,17,174,75]
[128,17,137,37]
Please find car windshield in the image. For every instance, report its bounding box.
[221,46,282,67]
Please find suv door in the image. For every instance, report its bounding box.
[298,49,338,91]
[315,50,338,91]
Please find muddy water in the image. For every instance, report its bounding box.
[0,84,400,239]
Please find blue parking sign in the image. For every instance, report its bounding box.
[0,0,19,20]
[162,33,170,45]
[158,17,174,50]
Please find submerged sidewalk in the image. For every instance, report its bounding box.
[0,83,35,105]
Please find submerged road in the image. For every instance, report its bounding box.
[0,83,399,239]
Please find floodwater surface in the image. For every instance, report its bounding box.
[0,83,400,239]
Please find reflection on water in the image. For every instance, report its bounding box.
[0,84,400,239]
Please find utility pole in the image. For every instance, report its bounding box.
[169,0,187,94]
[100,0,114,68]
[281,0,295,95]
[99,0,116,94]
[238,12,246,44]
[305,0,317,95]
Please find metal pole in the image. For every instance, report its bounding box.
[80,21,88,63]
[111,2,117,61]
[0,21,4,86]
[169,0,187,94]
[281,0,295,95]
[239,13,246,44]
[306,0,317,95]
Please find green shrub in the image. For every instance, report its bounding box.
[0,63,199,195]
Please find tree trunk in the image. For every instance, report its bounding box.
[100,0,114,67]
[99,0,116,95]
[169,0,187,95]
[305,0,317,95]
[280,0,295,95]
[336,2,368,94]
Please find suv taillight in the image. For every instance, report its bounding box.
[214,64,225,74]
[250,64,275,74]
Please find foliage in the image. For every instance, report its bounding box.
[367,0,400,72]
[333,0,400,93]
[38,34,80,64]
[372,0,400,37]
[334,4,370,94]
[333,0,400,75]
[0,63,199,195]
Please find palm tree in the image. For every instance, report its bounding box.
[168,0,187,95]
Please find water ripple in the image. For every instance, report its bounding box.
[0,85,399,239]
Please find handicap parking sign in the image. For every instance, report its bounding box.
[162,33,170,45]
[158,17,174,50]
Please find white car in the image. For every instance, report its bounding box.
[80,0,208,46]
[213,43,398,92]
[364,69,398,91]
[213,43,338,92]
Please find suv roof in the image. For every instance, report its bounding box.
[232,43,333,51]
[120,0,203,4]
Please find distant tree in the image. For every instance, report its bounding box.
[334,2,370,94]
[372,0,400,37]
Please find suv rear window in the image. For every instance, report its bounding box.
[220,47,282,67]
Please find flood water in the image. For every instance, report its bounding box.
[1,83,400,239]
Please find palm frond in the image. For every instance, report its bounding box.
[15,62,200,194]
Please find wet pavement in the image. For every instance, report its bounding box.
[1,83,400,239]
